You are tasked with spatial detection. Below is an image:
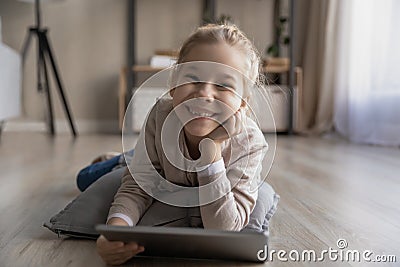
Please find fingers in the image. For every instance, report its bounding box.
[207,125,226,140]
[223,108,243,135]
[96,235,145,265]
[232,108,243,134]
[124,242,145,254]
[209,108,244,141]
[96,235,123,252]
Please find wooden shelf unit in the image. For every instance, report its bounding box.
[124,0,297,132]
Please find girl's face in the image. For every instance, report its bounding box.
[170,42,247,138]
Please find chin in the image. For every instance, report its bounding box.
[184,119,218,137]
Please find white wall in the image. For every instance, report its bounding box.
[0,44,21,122]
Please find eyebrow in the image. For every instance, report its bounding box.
[181,66,198,72]
[220,74,238,82]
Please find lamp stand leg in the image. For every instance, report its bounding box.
[38,31,55,135]
[41,32,77,137]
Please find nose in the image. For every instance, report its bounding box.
[194,82,215,100]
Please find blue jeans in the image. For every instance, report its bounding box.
[76,149,134,192]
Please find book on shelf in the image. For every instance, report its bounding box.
[150,55,177,68]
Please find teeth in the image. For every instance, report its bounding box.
[188,107,214,117]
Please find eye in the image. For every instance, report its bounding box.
[184,74,201,84]
[216,83,234,91]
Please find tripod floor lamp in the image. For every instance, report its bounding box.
[21,0,77,137]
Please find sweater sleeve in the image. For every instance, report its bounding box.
[107,106,160,226]
[197,128,267,231]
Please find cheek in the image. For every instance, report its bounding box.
[171,88,188,107]
[214,95,241,122]
[224,94,242,111]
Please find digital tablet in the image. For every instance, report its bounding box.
[96,224,268,262]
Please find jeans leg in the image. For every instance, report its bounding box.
[76,155,121,192]
[242,182,280,233]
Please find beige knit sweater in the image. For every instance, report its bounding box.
[108,98,268,231]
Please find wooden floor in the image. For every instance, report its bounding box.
[0,132,399,267]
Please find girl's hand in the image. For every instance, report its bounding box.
[96,235,145,266]
[196,109,243,166]
[208,108,244,143]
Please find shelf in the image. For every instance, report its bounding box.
[132,65,166,72]
[262,64,290,73]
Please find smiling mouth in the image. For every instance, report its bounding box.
[186,106,216,118]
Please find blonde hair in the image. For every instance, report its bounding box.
[177,23,263,87]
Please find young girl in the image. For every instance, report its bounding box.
[96,23,278,265]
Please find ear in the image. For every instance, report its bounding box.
[168,64,178,92]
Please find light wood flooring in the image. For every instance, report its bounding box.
[0,132,399,267]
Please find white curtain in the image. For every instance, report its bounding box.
[334,0,400,146]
